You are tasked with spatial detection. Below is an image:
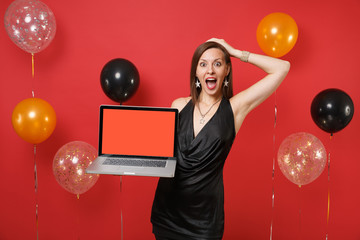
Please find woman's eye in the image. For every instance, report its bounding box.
[199,62,206,67]
[214,62,221,67]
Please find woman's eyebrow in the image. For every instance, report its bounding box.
[199,57,222,62]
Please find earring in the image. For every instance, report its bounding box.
[224,77,229,87]
[195,78,201,88]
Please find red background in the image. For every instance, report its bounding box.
[1,0,359,239]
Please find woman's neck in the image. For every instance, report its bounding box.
[198,93,223,105]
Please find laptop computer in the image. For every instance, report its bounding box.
[86,105,178,177]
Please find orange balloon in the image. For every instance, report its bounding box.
[256,12,298,58]
[12,98,56,144]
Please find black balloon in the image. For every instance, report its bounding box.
[311,88,354,134]
[100,58,140,103]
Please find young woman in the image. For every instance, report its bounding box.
[151,38,290,240]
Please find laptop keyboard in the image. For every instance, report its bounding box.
[103,158,166,168]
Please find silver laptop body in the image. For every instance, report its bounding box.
[86,105,178,178]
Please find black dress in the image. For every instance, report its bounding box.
[151,98,236,240]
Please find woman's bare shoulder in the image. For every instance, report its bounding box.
[171,97,192,112]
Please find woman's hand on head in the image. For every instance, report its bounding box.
[207,38,237,56]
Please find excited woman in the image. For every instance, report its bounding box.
[151,38,290,240]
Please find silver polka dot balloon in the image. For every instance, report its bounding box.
[4,0,56,54]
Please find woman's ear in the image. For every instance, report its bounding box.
[226,65,231,76]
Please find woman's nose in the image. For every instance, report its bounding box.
[207,65,214,74]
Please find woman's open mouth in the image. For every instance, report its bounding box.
[205,77,217,90]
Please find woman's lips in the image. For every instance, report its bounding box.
[206,78,217,90]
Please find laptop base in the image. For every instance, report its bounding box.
[86,156,176,178]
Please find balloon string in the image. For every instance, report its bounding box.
[119,92,125,240]
[32,53,35,78]
[327,152,331,223]
[76,194,80,240]
[34,144,39,240]
[31,54,35,98]
[120,176,123,240]
[326,135,332,240]
[269,92,277,240]
[269,186,275,240]
[298,185,302,240]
